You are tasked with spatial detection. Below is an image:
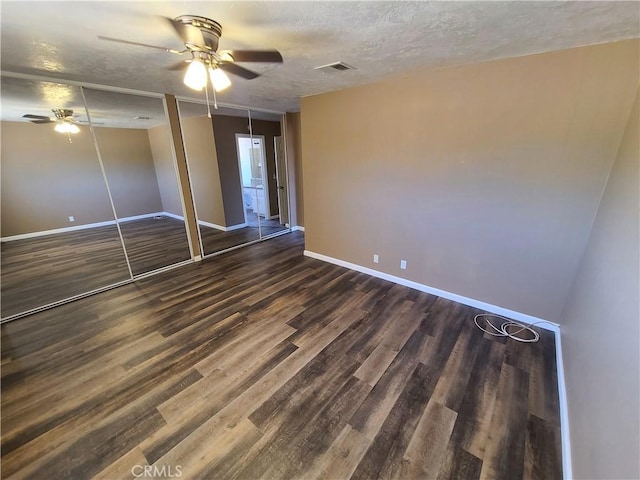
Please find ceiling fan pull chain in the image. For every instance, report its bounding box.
[204,78,212,118]
[212,86,218,110]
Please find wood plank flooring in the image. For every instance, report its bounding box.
[1,216,191,318]
[199,216,287,256]
[0,232,562,479]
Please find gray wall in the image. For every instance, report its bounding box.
[300,39,638,322]
[561,88,639,479]
[211,114,251,226]
[210,114,282,226]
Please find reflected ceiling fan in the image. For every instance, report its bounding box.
[23,109,101,142]
[24,109,80,133]
[98,15,283,97]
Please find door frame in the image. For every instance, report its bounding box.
[273,135,289,226]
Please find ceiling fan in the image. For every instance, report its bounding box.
[23,109,81,133]
[22,109,102,142]
[98,15,283,94]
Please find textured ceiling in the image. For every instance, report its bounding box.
[1,1,639,114]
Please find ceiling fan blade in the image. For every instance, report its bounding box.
[28,119,54,124]
[23,114,51,120]
[23,114,53,124]
[219,62,260,80]
[225,50,283,63]
[98,35,179,53]
[164,17,205,48]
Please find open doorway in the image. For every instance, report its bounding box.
[236,134,269,228]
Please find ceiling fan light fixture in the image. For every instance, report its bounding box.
[183,58,208,91]
[54,121,79,134]
[209,66,231,92]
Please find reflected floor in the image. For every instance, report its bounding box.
[200,212,287,256]
[1,216,191,318]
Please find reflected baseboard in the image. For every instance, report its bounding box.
[1,211,172,242]
[197,219,247,232]
[161,211,185,222]
[292,225,305,232]
[163,212,248,233]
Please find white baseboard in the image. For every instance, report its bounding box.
[118,212,164,223]
[292,225,305,232]
[303,249,558,331]
[1,211,171,242]
[303,248,570,477]
[161,211,185,221]
[2,220,116,242]
[225,222,248,232]
[197,219,226,232]
[197,220,247,232]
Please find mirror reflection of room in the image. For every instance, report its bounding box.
[251,110,289,238]
[0,77,195,321]
[0,77,131,319]
[179,103,290,256]
[82,88,191,276]
[237,134,268,227]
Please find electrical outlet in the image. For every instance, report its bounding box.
[69,216,75,222]
[400,260,407,270]
[373,254,379,264]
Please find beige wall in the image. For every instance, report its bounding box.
[300,39,639,322]
[1,121,163,237]
[180,115,226,227]
[93,127,163,218]
[147,124,183,217]
[285,112,304,227]
[561,88,639,479]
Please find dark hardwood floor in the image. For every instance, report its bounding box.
[0,232,562,479]
[1,216,191,319]
[200,215,287,256]
[1,225,130,318]
[119,216,191,274]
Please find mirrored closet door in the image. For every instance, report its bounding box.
[83,88,191,276]
[179,102,262,256]
[0,77,130,319]
[179,101,291,258]
[249,110,289,238]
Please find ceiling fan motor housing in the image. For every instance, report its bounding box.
[53,109,74,120]
[175,15,222,52]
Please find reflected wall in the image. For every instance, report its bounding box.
[0,77,130,318]
[83,88,191,275]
